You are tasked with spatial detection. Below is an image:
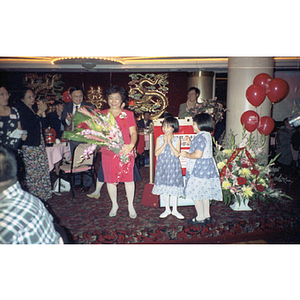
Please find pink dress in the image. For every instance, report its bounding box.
[101,109,136,183]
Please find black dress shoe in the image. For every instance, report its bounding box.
[205,217,212,224]
[187,218,206,225]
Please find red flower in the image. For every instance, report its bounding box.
[77,122,90,129]
[227,164,233,170]
[270,180,274,188]
[237,177,247,185]
[241,164,249,168]
[256,184,265,192]
[251,169,259,176]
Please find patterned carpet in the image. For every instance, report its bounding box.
[47,167,300,244]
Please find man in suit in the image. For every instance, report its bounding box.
[137,111,153,129]
[61,86,94,192]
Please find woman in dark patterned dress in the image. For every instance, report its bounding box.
[15,88,52,202]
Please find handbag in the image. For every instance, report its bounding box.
[53,178,70,192]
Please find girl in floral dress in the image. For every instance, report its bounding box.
[152,116,184,219]
[180,113,222,225]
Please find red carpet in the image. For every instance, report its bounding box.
[47,167,300,244]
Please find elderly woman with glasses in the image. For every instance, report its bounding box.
[15,88,52,202]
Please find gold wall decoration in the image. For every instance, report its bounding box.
[24,73,64,101]
[128,73,169,119]
[87,86,106,109]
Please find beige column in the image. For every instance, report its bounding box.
[226,57,274,155]
[188,71,214,100]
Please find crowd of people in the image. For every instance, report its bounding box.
[1,81,298,243]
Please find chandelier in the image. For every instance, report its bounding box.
[52,57,124,69]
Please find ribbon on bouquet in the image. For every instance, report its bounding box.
[115,149,135,183]
[220,147,259,182]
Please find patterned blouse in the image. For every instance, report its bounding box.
[0,107,21,150]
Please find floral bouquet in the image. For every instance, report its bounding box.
[189,97,226,122]
[63,107,132,178]
[214,127,292,205]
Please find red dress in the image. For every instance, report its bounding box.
[101,109,136,183]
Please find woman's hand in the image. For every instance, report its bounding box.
[37,101,48,117]
[121,143,134,155]
[21,134,27,141]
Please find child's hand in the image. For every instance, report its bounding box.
[180,151,187,157]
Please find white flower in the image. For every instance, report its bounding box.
[119,111,127,119]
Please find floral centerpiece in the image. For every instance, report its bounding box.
[63,107,131,180]
[214,128,292,206]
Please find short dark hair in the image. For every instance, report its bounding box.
[162,116,179,133]
[69,86,84,95]
[105,86,128,105]
[193,113,214,132]
[0,146,17,183]
[20,87,34,100]
[187,87,200,95]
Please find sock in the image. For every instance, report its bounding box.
[203,199,210,219]
[107,183,118,216]
[194,200,205,221]
[125,181,136,218]
[159,194,171,218]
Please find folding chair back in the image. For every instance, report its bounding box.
[58,143,95,199]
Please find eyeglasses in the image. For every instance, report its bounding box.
[0,92,11,97]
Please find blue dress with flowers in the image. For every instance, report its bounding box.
[184,131,222,201]
[152,135,184,197]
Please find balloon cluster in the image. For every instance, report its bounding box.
[241,73,289,135]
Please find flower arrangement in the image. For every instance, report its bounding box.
[188,97,226,122]
[214,128,292,205]
[63,106,130,168]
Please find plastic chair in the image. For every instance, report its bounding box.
[58,143,95,199]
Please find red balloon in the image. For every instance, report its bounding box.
[253,73,272,89]
[240,110,260,132]
[257,116,275,136]
[63,90,72,103]
[246,84,266,107]
[266,78,289,103]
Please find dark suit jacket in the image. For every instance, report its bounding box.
[138,119,153,129]
[48,111,64,139]
[61,101,94,128]
[15,101,50,146]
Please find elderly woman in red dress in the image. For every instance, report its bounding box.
[101,86,138,219]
